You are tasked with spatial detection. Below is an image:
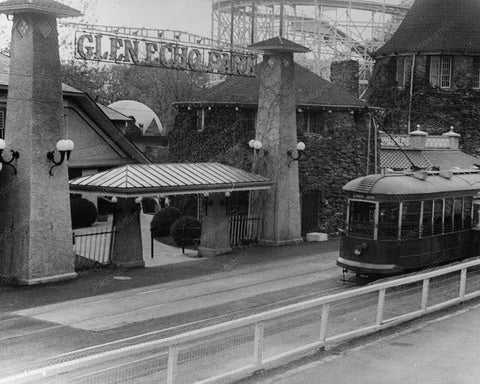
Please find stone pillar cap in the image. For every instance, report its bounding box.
[410,129,428,136]
[0,0,82,18]
[442,127,461,137]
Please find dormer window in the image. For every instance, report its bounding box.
[429,56,452,88]
[473,57,480,89]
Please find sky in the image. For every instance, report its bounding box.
[84,0,212,37]
[0,0,214,52]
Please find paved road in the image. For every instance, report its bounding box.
[0,248,346,378]
[250,302,480,384]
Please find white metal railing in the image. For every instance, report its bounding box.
[3,257,480,384]
[381,134,450,149]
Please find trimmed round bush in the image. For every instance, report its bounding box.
[70,198,98,229]
[170,216,202,246]
[142,197,158,214]
[150,206,182,238]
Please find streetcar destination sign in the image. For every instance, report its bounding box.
[75,31,257,77]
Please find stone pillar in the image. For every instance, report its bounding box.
[0,2,81,285]
[198,193,232,257]
[250,43,306,246]
[111,198,145,267]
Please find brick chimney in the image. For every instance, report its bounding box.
[330,60,359,97]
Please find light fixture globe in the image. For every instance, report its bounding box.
[248,139,256,148]
[64,139,74,151]
[253,140,263,150]
[56,139,69,152]
[296,142,306,151]
[0,139,6,151]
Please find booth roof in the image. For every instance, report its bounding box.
[69,162,274,197]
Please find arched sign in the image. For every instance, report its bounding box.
[75,30,257,77]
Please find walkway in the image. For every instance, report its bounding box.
[252,302,480,384]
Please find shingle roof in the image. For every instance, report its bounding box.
[176,61,365,109]
[375,0,480,57]
[0,0,81,18]
[249,36,310,53]
[69,162,274,197]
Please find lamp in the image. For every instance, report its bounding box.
[0,139,20,175]
[47,139,74,175]
[287,142,306,167]
[248,139,267,156]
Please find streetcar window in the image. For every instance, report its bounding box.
[348,201,376,238]
[433,199,444,235]
[464,198,473,229]
[401,201,421,239]
[444,198,454,233]
[422,200,433,237]
[453,198,463,231]
[378,202,399,240]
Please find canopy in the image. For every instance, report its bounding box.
[69,162,274,197]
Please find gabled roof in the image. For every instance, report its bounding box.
[374,0,480,57]
[69,162,274,197]
[0,53,149,166]
[0,0,81,18]
[97,103,131,121]
[175,61,365,109]
[249,36,310,53]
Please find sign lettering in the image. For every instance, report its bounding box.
[75,31,257,77]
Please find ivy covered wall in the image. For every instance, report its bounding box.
[368,56,480,156]
[170,106,376,234]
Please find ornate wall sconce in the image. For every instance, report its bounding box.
[287,142,306,167]
[0,139,20,174]
[47,139,74,175]
[248,139,268,156]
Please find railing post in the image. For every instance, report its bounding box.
[319,303,330,344]
[459,268,467,299]
[166,345,179,384]
[376,289,386,326]
[253,321,265,365]
[421,278,430,311]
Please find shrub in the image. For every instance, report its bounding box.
[142,197,158,214]
[70,198,98,229]
[170,216,202,246]
[150,206,182,237]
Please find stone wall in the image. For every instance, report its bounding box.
[170,107,376,234]
[368,55,480,156]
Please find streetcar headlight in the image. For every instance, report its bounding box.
[354,243,368,257]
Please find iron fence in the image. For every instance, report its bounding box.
[229,215,261,247]
[73,227,116,266]
[3,258,480,384]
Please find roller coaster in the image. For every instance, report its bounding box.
[212,0,410,86]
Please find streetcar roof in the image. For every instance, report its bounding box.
[343,169,480,198]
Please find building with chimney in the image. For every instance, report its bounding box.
[368,0,480,158]
[170,61,376,234]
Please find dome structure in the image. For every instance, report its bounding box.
[108,100,164,136]
[374,0,480,58]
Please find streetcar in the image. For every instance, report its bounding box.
[337,169,480,276]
